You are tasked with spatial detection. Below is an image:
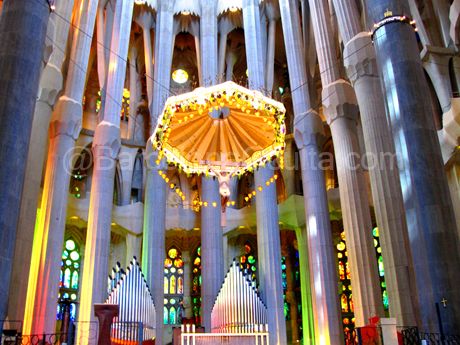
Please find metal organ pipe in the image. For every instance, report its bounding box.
[211,260,268,334]
[105,257,156,342]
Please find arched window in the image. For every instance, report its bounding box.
[191,246,202,322]
[239,241,257,282]
[57,239,81,321]
[131,150,143,203]
[164,247,184,324]
[113,163,123,206]
[69,145,93,199]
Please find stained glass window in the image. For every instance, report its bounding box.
[373,227,389,311]
[57,239,81,321]
[335,231,355,340]
[239,242,257,282]
[164,247,184,324]
[191,246,202,323]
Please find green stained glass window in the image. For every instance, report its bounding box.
[191,246,202,322]
[57,238,81,322]
[373,228,389,311]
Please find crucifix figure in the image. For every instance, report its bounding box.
[441,298,448,308]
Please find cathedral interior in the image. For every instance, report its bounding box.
[0,0,459,344]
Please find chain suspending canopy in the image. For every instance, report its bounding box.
[151,81,286,176]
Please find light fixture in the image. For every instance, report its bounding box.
[229,6,239,13]
[172,69,189,84]
[181,10,191,16]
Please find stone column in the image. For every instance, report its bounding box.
[199,0,224,332]
[243,1,287,343]
[182,251,193,319]
[200,177,224,331]
[26,0,99,334]
[308,0,384,326]
[78,1,133,338]
[135,9,154,109]
[278,0,342,342]
[125,233,141,266]
[367,0,460,333]
[218,31,228,83]
[332,0,417,326]
[142,4,175,344]
[142,147,167,343]
[8,0,75,325]
[127,43,141,141]
[265,2,279,95]
[0,0,49,325]
[342,32,417,326]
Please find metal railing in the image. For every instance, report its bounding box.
[398,327,460,345]
[181,324,269,345]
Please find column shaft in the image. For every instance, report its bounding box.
[254,167,287,345]
[244,1,287,343]
[78,0,133,337]
[343,31,417,325]
[26,0,99,334]
[142,5,174,344]
[333,0,417,326]
[198,0,224,332]
[367,0,460,333]
[309,0,384,325]
[142,155,167,342]
[0,0,49,323]
[200,177,224,331]
[8,0,75,324]
[279,0,342,342]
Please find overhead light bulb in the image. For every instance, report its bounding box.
[172,69,189,84]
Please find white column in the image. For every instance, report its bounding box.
[24,0,98,335]
[200,177,224,331]
[78,1,133,339]
[142,3,175,344]
[308,0,383,326]
[333,0,417,326]
[265,2,279,95]
[343,32,416,326]
[278,0,342,342]
[199,0,224,332]
[243,1,287,344]
[182,251,193,319]
[135,9,154,109]
[8,0,75,326]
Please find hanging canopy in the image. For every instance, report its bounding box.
[151,81,286,177]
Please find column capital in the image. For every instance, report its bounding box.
[343,32,379,85]
[49,96,82,140]
[294,109,326,149]
[134,8,154,30]
[92,121,121,159]
[37,63,63,106]
[322,79,359,125]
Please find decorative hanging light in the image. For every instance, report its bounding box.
[172,69,189,84]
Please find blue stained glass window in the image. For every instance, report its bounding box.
[169,307,177,324]
[57,238,81,321]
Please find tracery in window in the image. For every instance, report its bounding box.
[164,247,184,324]
[57,239,81,321]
